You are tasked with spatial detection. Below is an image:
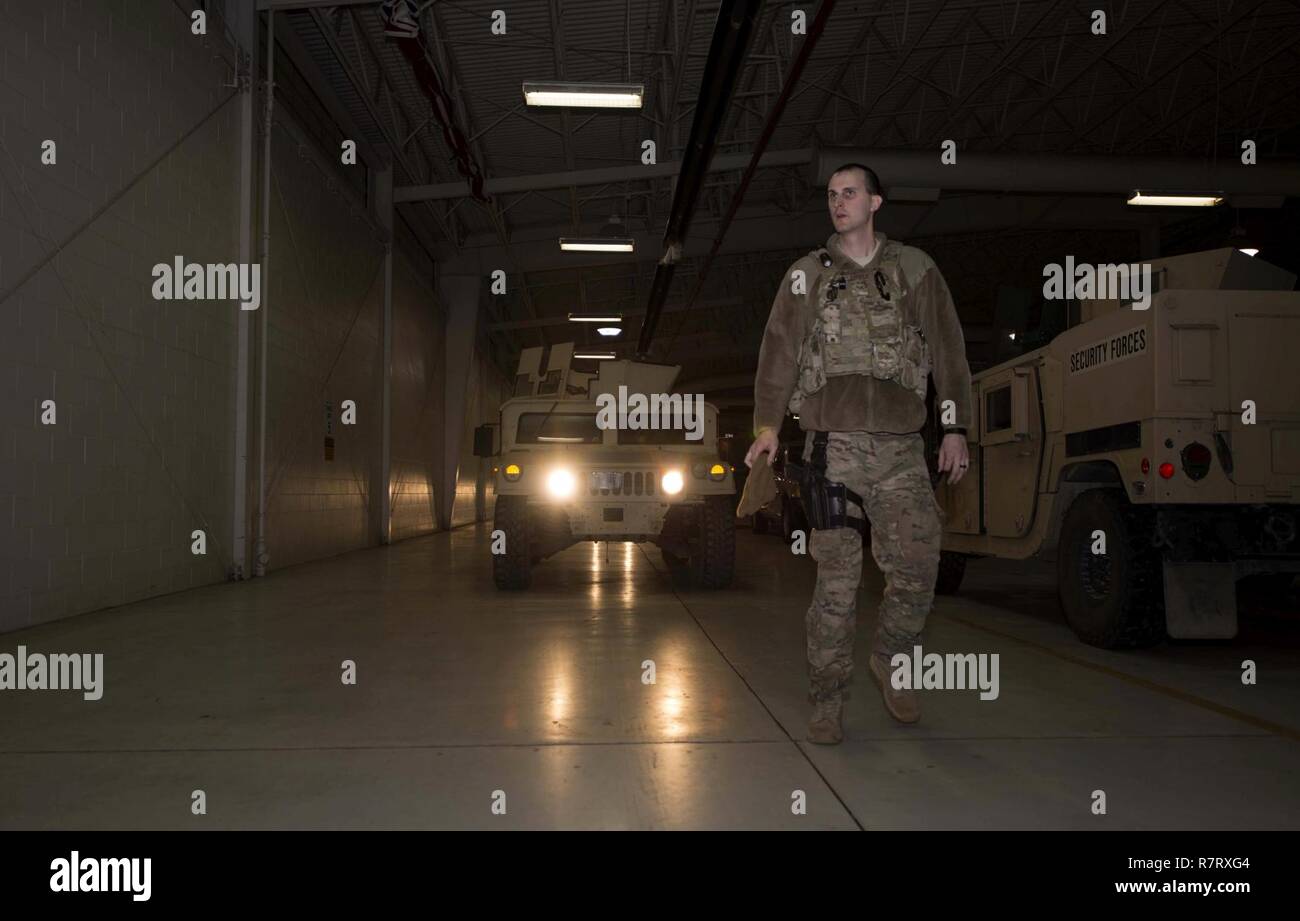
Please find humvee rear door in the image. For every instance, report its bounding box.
[980,366,1042,537]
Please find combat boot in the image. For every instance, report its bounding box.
[806,694,844,744]
[869,653,920,724]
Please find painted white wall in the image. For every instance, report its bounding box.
[0,2,241,630]
[0,1,509,631]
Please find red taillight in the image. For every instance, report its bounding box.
[1141,457,1150,474]
[1159,462,1176,479]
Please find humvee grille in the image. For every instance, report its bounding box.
[590,470,656,496]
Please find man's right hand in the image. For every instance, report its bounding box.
[745,428,779,468]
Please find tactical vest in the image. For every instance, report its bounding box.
[788,240,931,414]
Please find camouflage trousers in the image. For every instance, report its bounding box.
[802,430,942,702]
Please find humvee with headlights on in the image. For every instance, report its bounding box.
[475,343,735,590]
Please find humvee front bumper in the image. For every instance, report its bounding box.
[564,500,673,539]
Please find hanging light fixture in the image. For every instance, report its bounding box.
[559,213,635,253]
[523,82,644,108]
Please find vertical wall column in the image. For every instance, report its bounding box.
[435,275,481,530]
[228,1,259,579]
[371,167,395,544]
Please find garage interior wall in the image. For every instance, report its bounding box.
[0,3,240,632]
[0,1,506,633]
[388,242,445,543]
[258,117,384,570]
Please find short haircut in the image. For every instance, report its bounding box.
[828,162,883,198]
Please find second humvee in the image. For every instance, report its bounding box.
[475,343,736,590]
[935,248,1300,648]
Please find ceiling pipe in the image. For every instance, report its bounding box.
[635,0,765,358]
[660,0,837,357]
[394,149,812,202]
[397,146,1300,203]
[811,148,1300,200]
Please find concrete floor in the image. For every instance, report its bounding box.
[1,523,1297,830]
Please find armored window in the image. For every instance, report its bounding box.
[618,428,694,445]
[615,406,708,444]
[985,386,1012,432]
[536,369,562,395]
[516,413,602,444]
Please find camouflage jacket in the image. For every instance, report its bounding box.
[753,232,973,437]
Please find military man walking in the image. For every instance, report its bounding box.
[745,163,972,742]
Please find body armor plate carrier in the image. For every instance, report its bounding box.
[789,241,931,415]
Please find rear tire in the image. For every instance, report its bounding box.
[690,496,735,589]
[492,495,532,590]
[1057,489,1165,648]
[935,550,967,595]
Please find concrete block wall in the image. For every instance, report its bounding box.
[0,0,241,631]
[0,1,473,630]
[389,246,444,542]
[256,120,385,570]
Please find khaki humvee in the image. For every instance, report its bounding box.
[935,248,1300,648]
[475,343,735,590]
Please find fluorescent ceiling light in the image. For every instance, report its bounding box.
[523,82,644,108]
[1239,248,1259,257]
[596,327,622,337]
[1127,191,1224,207]
[574,352,616,360]
[568,314,623,323]
[559,238,635,252]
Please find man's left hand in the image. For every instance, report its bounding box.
[937,433,970,484]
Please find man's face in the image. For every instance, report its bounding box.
[827,169,879,233]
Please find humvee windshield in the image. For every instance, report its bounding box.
[516,412,602,444]
[618,427,697,445]
[613,407,707,445]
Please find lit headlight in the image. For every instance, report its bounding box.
[661,470,684,495]
[503,463,522,481]
[546,468,576,499]
[708,463,726,481]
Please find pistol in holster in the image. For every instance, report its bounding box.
[786,431,867,536]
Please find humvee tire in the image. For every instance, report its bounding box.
[492,495,532,590]
[935,550,967,595]
[1057,489,1165,648]
[661,547,685,567]
[689,496,735,588]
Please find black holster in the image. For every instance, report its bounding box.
[787,431,867,536]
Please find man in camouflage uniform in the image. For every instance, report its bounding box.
[745,163,972,742]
